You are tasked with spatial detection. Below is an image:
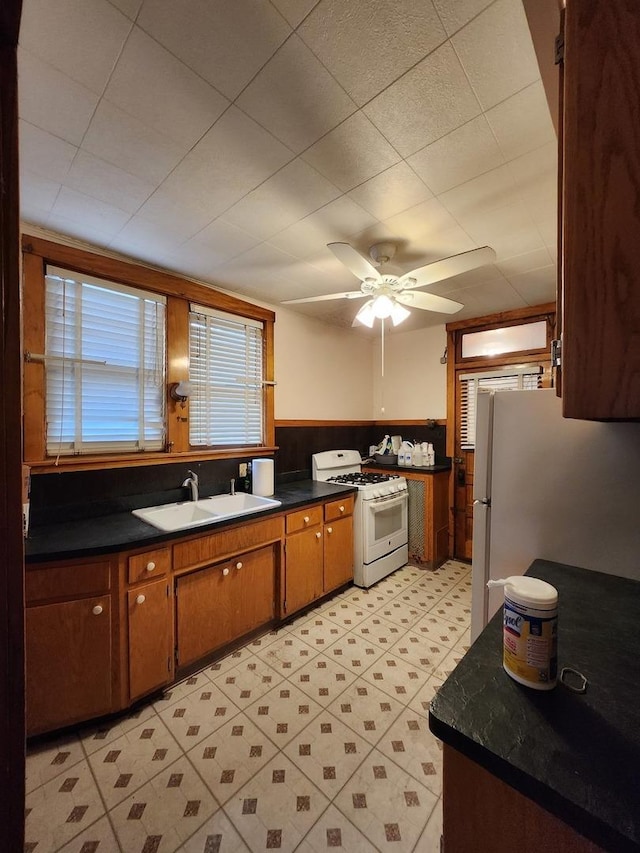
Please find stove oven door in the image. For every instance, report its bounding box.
[362,492,408,564]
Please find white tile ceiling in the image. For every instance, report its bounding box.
[17,0,558,334]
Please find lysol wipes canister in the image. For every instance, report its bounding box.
[487,576,558,690]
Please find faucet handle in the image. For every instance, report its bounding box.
[187,469,198,484]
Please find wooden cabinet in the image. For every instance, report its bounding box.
[127,578,173,702]
[442,745,605,852]
[25,557,114,736]
[284,496,354,616]
[284,505,324,616]
[367,467,449,568]
[323,497,354,593]
[175,544,276,667]
[560,2,640,419]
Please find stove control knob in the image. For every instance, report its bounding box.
[389,484,398,493]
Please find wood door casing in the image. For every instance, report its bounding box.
[446,306,556,561]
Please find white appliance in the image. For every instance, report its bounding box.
[312,450,408,588]
[472,388,640,641]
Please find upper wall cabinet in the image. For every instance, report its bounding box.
[560,1,640,419]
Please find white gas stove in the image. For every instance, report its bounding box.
[312,450,409,587]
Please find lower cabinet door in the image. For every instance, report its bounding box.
[324,516,354,592]
[128,579,173,702]
[175,546,276,668]
[26,595,112,735]
[285,526,324,616]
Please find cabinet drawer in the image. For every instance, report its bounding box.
[173,515,283,572]
[286,505,323,534]
[26,559,111,604]
[128,547,170,585]
[324,495,354,522]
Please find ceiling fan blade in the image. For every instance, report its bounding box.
[281,290,367,305]
[328,242,380,282]
[399,246,496,289]
[396,291,463,314]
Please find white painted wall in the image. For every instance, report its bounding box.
[371,324,447,419]
[274,307,373,420]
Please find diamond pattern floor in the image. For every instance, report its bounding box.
[25,559,471,853]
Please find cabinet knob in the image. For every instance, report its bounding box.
[222,568,230,576]
[236,561,243,570]
[92,605,103,616]
[339,505,345,513]
[136,594,146,605]
[316,531,321,539]
[146,561,156,572]
[327,526,333,534]
[304,515,310,524]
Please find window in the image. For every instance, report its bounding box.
[23,236,276,467]
[189,305,264,446]
[461,320,547,358]
[44,266,166,455]
[459,366,543,450]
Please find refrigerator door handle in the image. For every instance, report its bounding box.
[473,498,491,507]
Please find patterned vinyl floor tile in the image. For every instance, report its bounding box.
[214,658,285,710]
[26,733,85,795]
[54,815,122,853]
[243,682,323,748]
[223,754,329,853]
[253,634,321,676]
[78,702,159,757]
[281,710,372,797]
[87,715,184,809]
[375,708,444,797]
[359,652,427,703]
[186,713,279,804]
[156,683,242,751]
[333,748,438,853]
[324,681,404,745]
[293,803,378,853]
[25,757,107,853]
[24,560,473,853]
[108,756,218,853]
[288,653,358,707]
[174,806,251,852]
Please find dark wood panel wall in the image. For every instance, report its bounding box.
[29,421,447,526]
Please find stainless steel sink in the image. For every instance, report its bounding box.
[132,493,281,532]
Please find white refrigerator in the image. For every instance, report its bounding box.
[471,388,640,641]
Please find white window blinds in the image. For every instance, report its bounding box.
[189,305,264,446]
[459,366,543,450]
[45,266,166,456]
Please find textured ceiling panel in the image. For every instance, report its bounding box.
[17,0,559,335]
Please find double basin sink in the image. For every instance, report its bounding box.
[133,492,281,533]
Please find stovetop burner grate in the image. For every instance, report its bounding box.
[327,472,399,486]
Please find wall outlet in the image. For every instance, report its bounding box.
[239,462,247,477]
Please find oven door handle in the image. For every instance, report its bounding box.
[368,493,408,513]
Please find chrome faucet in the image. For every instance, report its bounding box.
[230,478,236,496]
[181,470,199,502]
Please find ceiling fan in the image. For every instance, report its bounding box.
[282,241,496,327]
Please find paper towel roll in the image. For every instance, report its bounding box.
[252,458,274,496]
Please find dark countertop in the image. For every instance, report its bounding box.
[26,480,357,564]
[429,559,640,853]
[363,460,451,474]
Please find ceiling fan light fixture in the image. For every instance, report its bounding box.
[354,300,376,327]
[371,293,394,319]
[390,302,410,326]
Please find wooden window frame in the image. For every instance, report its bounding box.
[22,236,276,471]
